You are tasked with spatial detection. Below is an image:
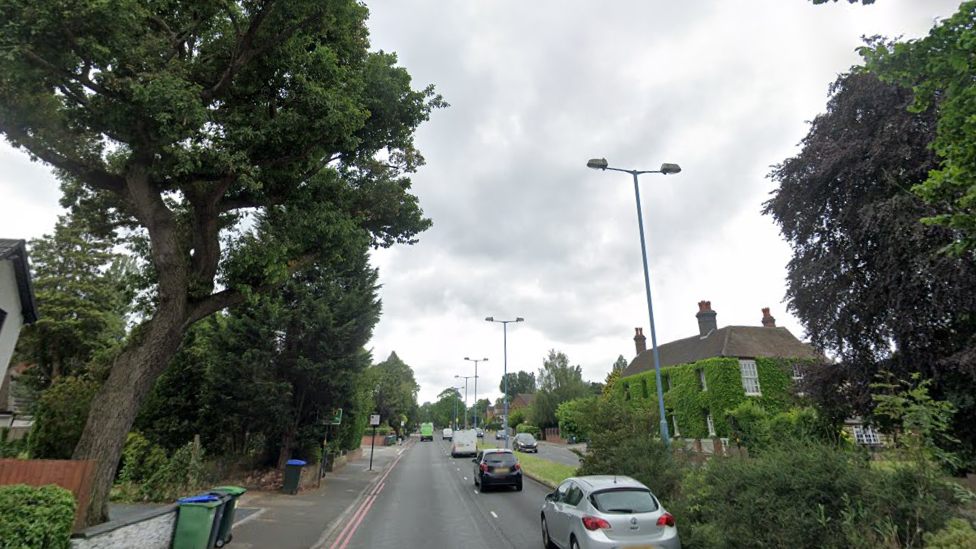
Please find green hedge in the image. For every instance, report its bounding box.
[616,357,807,439]
[0,484,76,549]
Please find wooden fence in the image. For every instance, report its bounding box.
[0,458,96,530]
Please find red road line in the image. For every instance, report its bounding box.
[328,496,372,549]
[330,442,410,549]
[337,495,378,549]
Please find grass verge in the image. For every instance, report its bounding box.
[513,451,577,488]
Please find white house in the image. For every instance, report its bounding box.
[0,239,39,420]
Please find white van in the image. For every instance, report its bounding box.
[451,429,478,458]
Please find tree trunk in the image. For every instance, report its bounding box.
[277,425,297,470]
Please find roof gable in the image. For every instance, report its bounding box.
[622,325,818,378]
[0,239,39,323]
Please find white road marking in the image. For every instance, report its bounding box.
[463,476,468,480]
[474,490,479,494]
[491,511,498,519]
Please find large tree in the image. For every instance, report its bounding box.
[531,350,590,429]
[499,370,536,400]
[369,352,420,432]
[764,71,976,466]
[861,2,976,253]
[0,0,441,523]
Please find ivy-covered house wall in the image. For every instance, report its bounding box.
[615,357,806,439]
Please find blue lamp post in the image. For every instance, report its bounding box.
[586,158,681,445]
[485,316,523,449]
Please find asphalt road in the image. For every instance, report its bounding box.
[485,437,583,467]
[338,436,552,549]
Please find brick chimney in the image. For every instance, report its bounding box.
[634,327,646,356]
[696,300,717,336]
[761,307,776,327]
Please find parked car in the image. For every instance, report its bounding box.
[513,433,539,453]
[452,429,478,458]
[541,475,681,549]
[472,449,522,492]
[495,429,506,440]
[443,428,453,441]
[476,428,484,438]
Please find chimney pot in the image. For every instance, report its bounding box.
[761,307,776,328]
[696,300,718,336]
[634,327,647,356]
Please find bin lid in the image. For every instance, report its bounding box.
[286,459,307,466]
[178,495,221,506]
[212,486,248,495]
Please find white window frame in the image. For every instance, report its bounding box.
[853,425,881,446]
[699,369,708,391]
[672,415,680,438]
[792,363,804,383]
[706,413,716,437]
[739,359,762,396]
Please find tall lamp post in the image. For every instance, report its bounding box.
[464,357,488,429]
[485,316,523,448]
[586,157,681,445]
[455,375,477,428]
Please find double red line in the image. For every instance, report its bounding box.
[328,443,410,549]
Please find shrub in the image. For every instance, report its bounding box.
[0,484,76,549]
[0,428,27,458]
[517,424,541,437]
[27,375,100,459]
[923,518,976,549]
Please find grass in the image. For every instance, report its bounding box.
[475,440,577,488]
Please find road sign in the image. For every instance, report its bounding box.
[400,420,405,427]
[330,408,343,425]
[370,414,381,426]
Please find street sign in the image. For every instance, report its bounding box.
[370,414,381,426]
[330,408,343,425]
[400,420,405,427]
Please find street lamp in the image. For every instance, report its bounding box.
[464,357,488,429]
[587,157,680,444]
[485,316,523,448]
[455,375,477,429]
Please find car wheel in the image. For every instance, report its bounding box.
[570,535,580,549]
[516,479,523,491]
[542,516,557,549]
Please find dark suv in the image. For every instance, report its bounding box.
[473,449,523,492]
[513,433,538,453]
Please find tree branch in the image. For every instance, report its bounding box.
[1,126,125,194]
[201,0,279,101]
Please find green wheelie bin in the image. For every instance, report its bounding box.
[282,459,306,494]
[173,495,223,549]
[209,486,247,548]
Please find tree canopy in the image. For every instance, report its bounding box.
[531,350,591,429]
[764,70,976,467]
[499,371,536,400]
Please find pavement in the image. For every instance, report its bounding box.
[230,440,409,549]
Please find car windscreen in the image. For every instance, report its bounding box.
[484,453,516,464]
[590,489,659,514]
[516,435,536,443]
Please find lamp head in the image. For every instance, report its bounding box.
[485,316,494,322]
[464,357,470,360]
[587,158,609,170]
[660,163,681,175]
[516,317,524,322]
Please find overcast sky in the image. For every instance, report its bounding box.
[0,0,962,407]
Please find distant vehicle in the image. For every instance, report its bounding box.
[495,430,506,440]
[420,422,434,442]
[513,433,538,453]
[541,475,681,549]
[473,448,522,492]
[451,429,478,458]
[442,427,454,441]
[476,428,484,438]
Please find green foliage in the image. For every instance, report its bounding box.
[860,4,976,253]
[616,357,797,440]
[555,396,597,440]
[0,484,75,549]
[27,375,100,459]
[500,371,537,400]
[727,401,841,455]
[118,432,168,484]
[924,518,976,549]
[532,350,591,429]
[0,428,27,458]
[517,424,541,437]
[13,215,132,389]
[507,407,527,431]
[370,352,421,431]
[116,433,210,503]
[872,374,962,471]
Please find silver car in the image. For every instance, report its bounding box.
[541,475,681,549]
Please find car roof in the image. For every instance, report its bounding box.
[482,448,514,455]
[569,475,647,491]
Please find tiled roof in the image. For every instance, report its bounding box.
[0,239,39,323]
[622,325,819,378]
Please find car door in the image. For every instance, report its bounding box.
[548,481,574,547]
[561,483,586,545]
[473,451,483,482]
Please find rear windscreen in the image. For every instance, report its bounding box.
[485,453,516,464]
[590,489,659,514]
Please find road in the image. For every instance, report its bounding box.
[328,436,552,549]
[485,436,584,467]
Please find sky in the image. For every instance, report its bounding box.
[0,0,963,408]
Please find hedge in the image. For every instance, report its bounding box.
[615,356,810,439]
[0,484,76,549]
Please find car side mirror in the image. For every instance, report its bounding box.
[545,493,555,502]
[472,458,478,463]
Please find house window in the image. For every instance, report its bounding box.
[699,369,708,391]
[853,425,881,446]
[792,363,804,383]
[672,415,681,438]
[706,412,716,437]
[641,378,649,399]
[739,360,761,396]
[624,383,631,400]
